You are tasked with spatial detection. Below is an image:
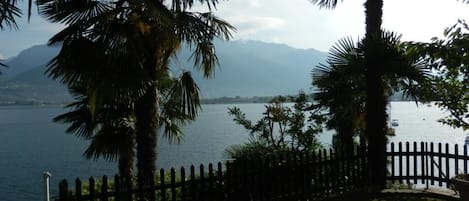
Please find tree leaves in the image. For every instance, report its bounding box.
[407,20,469,130]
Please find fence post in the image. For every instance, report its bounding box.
[171,168,177,201]
[58,179,68,201]
[180,167,186,201]
[430,142,435,185]
[76,178,82,201]
[43,172,52,201]
[399,142,403,184]
[426,142,429,189]
[102,175,109,201]
[89,177,95,201]
[420,142,425,185]
[160,169,167,201]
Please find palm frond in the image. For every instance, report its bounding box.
[83,127,134,162]
[309,0,342,9]
[0,0,21,30]
[190,41,218,78]
[167,71,201,120]
[161,117,184,144]
[169,0,220,11]
[37,0,113,25]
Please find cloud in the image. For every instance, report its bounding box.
[0,53,4,60]
[227,15,286,37]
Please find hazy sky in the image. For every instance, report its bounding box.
[1,0,469,59]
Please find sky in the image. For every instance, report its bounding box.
[1,0,469,59]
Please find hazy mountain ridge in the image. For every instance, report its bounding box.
[0,40,327,104]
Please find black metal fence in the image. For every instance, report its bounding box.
[387,141,469,189]
[57,146,368,201]
[57,141,469,201]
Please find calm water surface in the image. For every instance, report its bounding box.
[0,102,465,201]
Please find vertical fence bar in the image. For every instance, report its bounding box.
[406,142,410,184]
[430,143,434,185]
[425,142,429,189]
[438,143,443,187]
[208,164,214,201]
[329,149,336,195]
[75,178,82,201]
[292,153,299,199]
[89,177,95,201]
[299,153,307,200]
[217,163,223,201]
[390,143,395,184]
[465,145,468,175]
[455,144,460,177]
[101,176,108,201]
[420,142,425,184]
[399,142,403,184]
[413,142,418,184]
[190,165,196,201]
[114,175,120,201]
[225,162,232,201]
[199,164,206,200]
[58,180,68,201]
[317,150,325,197]
[324,149,329,197]
[180,167,186,201]
[312,150,318,198]
[171,168,177,201]
[161,169,167,201]
[446,143,450,188]
[265,155,273,200]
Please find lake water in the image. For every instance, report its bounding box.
[0,102,466,201]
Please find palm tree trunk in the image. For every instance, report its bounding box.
[118,141,134,201]
[337,120,355,154]
[135,61,158,200]
[364,0,386,190]
[118,134,134,179]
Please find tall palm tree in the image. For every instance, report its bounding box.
[310,0,385,188]
[311,0,468,189]
[37,0,234,195]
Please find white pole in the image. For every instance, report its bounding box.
[43,172,52,201]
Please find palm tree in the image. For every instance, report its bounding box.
[310,0,386,188]
[37,0,234,195]
[54,86,136,179]
[54,70,201,180]
[313,31,429,154]
[313,37,365,152]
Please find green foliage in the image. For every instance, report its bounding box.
[313,31,431,149]
[406,20,469,130]
[226,92,324,159]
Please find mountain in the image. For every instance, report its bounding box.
[2,44,60,78]
[0,40,327,104]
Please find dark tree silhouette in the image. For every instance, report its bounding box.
[37,0,235,196]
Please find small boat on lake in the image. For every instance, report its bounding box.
[391,119,399,127]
